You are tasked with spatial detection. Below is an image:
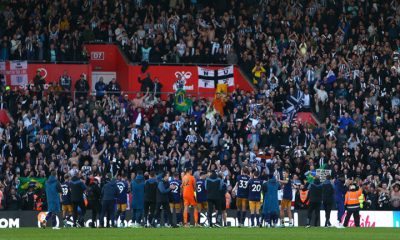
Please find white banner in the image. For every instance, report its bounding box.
[10,60,27,70]
[198,66,235,89]
[198,79,215,88]
[217,65,234,87]
[320,210,394,227]
[9,60,28,86]
[316,169,331,181]
[198,67,215,77]
[10,75,28,86]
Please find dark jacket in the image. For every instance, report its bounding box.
[101,179,119,201]
[138,76,153,92]
[144,178,158,202]
[205,172,223,200]
[156,177,171,203]
[75,79,90,92]
[334,179,347,202]
[307,179,323,203]
[131,175,145,209]
[106,82,121,96]
[70,176,86,202]
[322,180,335,204]
[87,182,101,202]
[95,81,106,97]
[6,193,21,210]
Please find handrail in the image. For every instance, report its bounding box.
[131,62,233,67]
[26,60,89,64]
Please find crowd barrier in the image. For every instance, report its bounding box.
[0,210,398,228]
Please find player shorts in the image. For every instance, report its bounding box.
[249,201,261,212]
[62,204,73,213]
[280,199,291,209]
[117,203,127,211]
[183,195,197,206]
[169,203,182,210]
[197,202,208,210]
[236,198,248,209]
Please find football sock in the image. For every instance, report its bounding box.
[237,211,241,224]
[116,210,121,222]
[242,211,247,224]
[256,214,260,225]
[194,209,199,224]
[51,214,57,227]
[177,212,183,224]
[250,214,255,226]
[120,211,126,222]
[183,209,188,224]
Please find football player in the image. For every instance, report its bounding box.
[182,168,199,227]
[248,171,263,227]
[196,172,208,226]
[233,167,250,227]
[169,172,183,226]
[61,174,73,227]
[116,174,129,227]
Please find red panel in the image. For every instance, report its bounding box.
[27,63,92,90]
[85,44,118,71]
[128,65,254,99]
[83,44,255,98]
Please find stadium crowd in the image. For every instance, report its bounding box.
[0,0,399,228]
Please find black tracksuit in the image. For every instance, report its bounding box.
[87,182,101,227]
[100,179,119,227]
[144,178,158,225]
[322,180,335,226]
[70,176,87,226]
[154,179,172,226]
[205,173,223,227]
[306,179,323,226]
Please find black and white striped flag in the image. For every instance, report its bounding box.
[198,66,234,89]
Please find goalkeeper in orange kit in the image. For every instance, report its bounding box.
[181,168,199,227]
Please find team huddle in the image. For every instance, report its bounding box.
[42,167,294,229]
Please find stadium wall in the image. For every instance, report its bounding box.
[85,44,254,98]
[1,62,92,91]
[0,210,399,228]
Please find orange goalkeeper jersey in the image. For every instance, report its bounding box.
[182,174,196,198]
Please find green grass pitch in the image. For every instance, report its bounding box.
[0,227,398,240]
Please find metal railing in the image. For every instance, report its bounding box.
[9,88,222,103]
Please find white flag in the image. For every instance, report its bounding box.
[198,79,215,88]
[217,65,234,87]
[10,60,28,86]
[198,67,215,89]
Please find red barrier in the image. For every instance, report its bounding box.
[1,62,92,91]
[129,65,254,98]
[27,63,92,90]
[84,44,255,98]
[85,44,118,71]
